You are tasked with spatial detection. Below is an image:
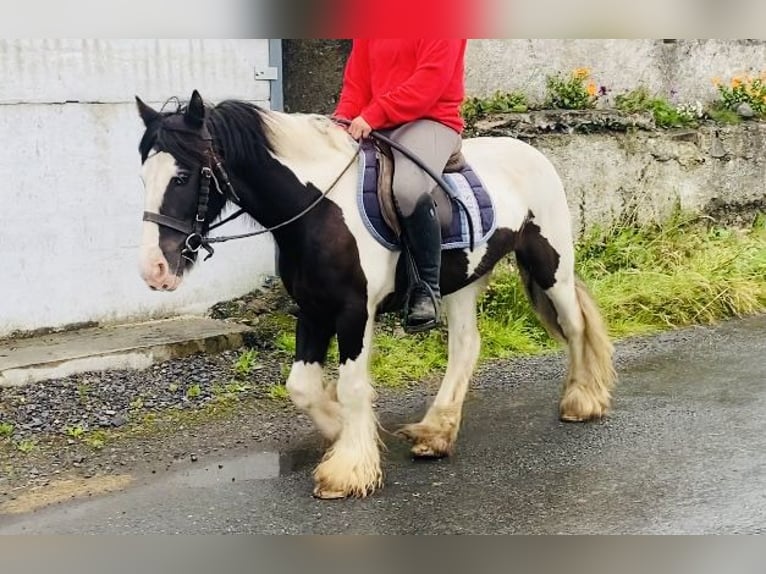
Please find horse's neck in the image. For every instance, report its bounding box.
[266,112,357,175]
[227,148,352,244]
[233,111,356,221]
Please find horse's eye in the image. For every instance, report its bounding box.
[172,175,189,186]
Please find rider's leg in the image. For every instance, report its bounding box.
[385,119,462,332]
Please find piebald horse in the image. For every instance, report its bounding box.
[135,91,616,499]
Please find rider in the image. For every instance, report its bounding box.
[333,39,467,332]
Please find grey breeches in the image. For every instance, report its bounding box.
[380,119,462,217]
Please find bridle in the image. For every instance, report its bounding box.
[142,116,474,269]
[142,126,360,265]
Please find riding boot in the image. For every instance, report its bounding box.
[400,194,442,333]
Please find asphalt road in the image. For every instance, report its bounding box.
[1,315,765,534]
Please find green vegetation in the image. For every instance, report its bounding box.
[461,71,766,129]
[64,425,85,439]
[371,213,765,386]
[0,422,14,438]
[266,384,290,400]
[544,68,599,110]
[262,214,764,388]
[461,90,529,126]
[234,349,260,377]
[15,439,37,454]
[714,74,766,118]
[83,430,107,450]
[614,86,702,128]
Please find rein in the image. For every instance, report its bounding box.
[143,140,361,263]
[143,115,473,267]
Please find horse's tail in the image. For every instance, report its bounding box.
[517,259,616,418]
[571,277,616,400]
[517,263,566,343]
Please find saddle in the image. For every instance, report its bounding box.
[373,140,467,237]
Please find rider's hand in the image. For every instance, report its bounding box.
[348,116,372,140]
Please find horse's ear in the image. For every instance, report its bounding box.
[135,96,160,127]
[185,90,205,128]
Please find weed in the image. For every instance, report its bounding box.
[266,384,290,400]
[545,68,602,110]
[83,430,107,450]
[615,86,700,128]
[275,332,296,355]
[76,383,91,403]
[15,439,37,454]
[64,425,86,439]
[225,381,252,394]
[713,73,766,117]
[462,90,529,128]
[706,101,742,124]
[186,384,202,400]
[0,422,14,438]
[234,349,260,377]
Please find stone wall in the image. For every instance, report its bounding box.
[473,111,766,235]
[281,40,766,234]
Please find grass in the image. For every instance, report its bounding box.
[234,349,260,377]
[373,212,765,386]
[614,86,700,128]
[577,213,766,336]
[266,384,290,400]
[15,439,37,454]
[0,422,14,438]
[250,213,765,389]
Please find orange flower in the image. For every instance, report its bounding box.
[574,67,590,80]
[731,77,742,88]
[587,82,597,96]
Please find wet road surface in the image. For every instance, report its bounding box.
[1,315,764,534]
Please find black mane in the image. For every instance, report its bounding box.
[139,99,276,168]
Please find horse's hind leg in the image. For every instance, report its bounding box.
[286,312,341,441]
[546,276,615,420]
[516,233,616,421]
[397,278,487,457]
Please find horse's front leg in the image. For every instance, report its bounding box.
[313,303,382,499]
[286,311,342,441]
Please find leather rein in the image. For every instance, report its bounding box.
[142,117,474,266]
[142,135,361,264]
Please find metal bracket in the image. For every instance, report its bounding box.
[254,66,279,81]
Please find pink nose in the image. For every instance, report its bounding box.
[142,258,177,291]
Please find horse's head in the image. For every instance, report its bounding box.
[135,90,227,291]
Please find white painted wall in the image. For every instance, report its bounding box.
[0,40,277,337]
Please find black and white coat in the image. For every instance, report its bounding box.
[136,91,616,499]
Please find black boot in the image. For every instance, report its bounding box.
[400,194,442,333]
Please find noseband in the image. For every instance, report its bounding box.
[142,148,241,264]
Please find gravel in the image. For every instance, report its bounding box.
[0,350,285,440]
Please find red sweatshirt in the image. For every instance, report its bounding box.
[334,39,467,133]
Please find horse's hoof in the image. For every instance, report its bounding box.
[312,449,382,500]
[559,385,610,422]
[397,423,454,458]
[312,486,348,500]
[410,442,449,459]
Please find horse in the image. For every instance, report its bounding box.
[135,90,616,499]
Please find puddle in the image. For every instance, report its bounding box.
[167,448,319,488]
